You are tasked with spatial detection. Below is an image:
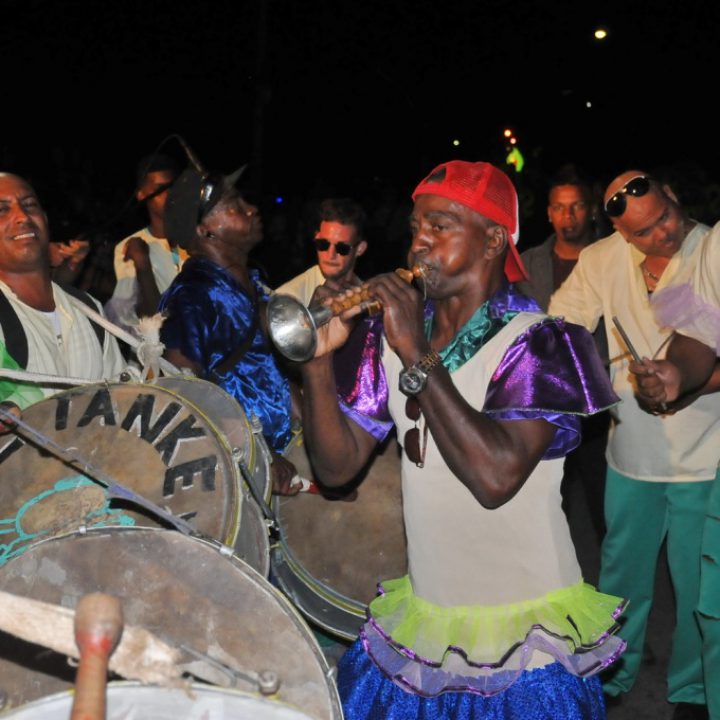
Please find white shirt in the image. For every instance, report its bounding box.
[385,313,580,608]
[0,281,125,409]
[106,227,186,332]
[549,224,720,481]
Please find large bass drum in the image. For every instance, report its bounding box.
[0,527,342,720]
[0,380,268,576]
[1,683,320,719]
[153,376,272,567]
[272,432,406,640]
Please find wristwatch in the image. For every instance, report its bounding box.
[398,350,441,396]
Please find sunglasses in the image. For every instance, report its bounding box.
[313,238,355,256]
[404,396,429,468]
[604,175,651,218]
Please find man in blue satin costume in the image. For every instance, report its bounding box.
[300,161,625,719]
[158,165,298,493]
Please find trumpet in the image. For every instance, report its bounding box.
[268,266,426,362]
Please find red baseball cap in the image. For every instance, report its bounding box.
[412,160,528,282]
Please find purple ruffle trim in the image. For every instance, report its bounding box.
[652,283,720,353]
[485,319,618,415]
[360,616,626,698]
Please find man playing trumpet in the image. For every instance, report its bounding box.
[299,161,623,718]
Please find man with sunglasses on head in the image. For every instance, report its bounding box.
[631,233,720,720]
[105,154,187,334]
[299,160,622,719]
[549,171,718,719]
[276,198,368,303]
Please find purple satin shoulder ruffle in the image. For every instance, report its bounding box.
[484,318,618,459]
[335,317,392,441]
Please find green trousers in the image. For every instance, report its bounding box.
[698,469,720,719]
[600,467,712,703]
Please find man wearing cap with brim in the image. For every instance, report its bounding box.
[159,165,298,493]
[549,171,719,718]
[298,160,623,718]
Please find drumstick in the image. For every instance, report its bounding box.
[0,406,197,537]
[290,474,319,493]
[71,593,123,720]
[611,316,642,363]
[612,315,668,413]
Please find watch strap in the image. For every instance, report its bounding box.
[415,349,441,374]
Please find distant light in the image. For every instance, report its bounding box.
[594,27,608,40]
[506,147,525,173]
[452,139,460,147]
[586,101,592,108]
[509,137,517,145]
[503,128,513,138]
[275,196,284,204]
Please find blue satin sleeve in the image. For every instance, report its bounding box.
[159,260,292,452]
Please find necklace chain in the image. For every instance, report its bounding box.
[641,262,661,283]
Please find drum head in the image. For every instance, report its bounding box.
[274,433,406,639]
[152,377,272,574]
[0,382,267,575]
[153,377,271,504]
[2,683,318,720]
[0,528,341,720]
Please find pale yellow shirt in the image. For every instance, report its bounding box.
[275,265,326,306]
[549,224,720,481]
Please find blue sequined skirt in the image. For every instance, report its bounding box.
[337,639,606,720]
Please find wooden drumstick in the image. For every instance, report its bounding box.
[71,593,123,720]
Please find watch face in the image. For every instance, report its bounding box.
[399,367,426,396]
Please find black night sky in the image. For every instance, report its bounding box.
[3,0,720,264]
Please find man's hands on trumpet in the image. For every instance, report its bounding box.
[308,280,359,359]
[362,272,429,365]
[309,271,428,364]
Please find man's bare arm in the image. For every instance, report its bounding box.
[300,354,377,485]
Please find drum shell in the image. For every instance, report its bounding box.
[0,527,341,720]
[153,377,272,573]
[273,432,406,640]
[1,683,319,720]
[0,380,269,576]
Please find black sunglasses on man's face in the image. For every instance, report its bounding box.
[313,238,355,256]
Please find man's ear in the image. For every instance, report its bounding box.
[355,239,368,258]
[196,220,213,241]
[486,224,508,260]
[662,184,679,203]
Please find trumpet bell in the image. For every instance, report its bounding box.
[267,294,331,362]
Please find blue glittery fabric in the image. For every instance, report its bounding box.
[338,638,607,720]
[159,257,292,452]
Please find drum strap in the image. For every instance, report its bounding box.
[0,286,105,369]
[212,309,259,378]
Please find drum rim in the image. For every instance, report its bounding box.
[0,382,246,552]
[1,680,322,719]
[154,375,272,505]
[0,526,343,719]
[148,381,243,547]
